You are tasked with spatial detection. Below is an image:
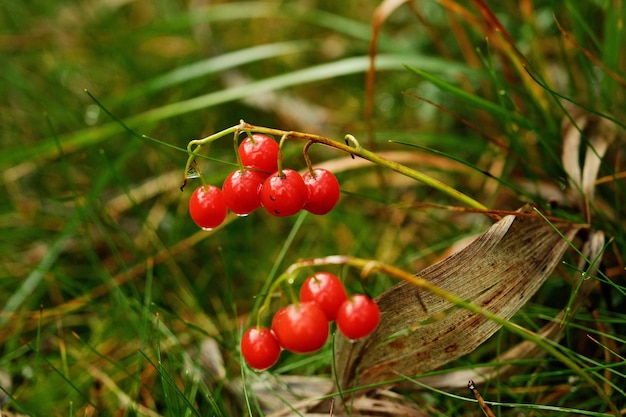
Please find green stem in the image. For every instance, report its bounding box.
[232,130,245,173]
[256,268,300,327]
[303,141,316,176]
[276,133,290,176]
[183,120,487,210]
[285,282,299,307]
[239,121,486,210]
[183,125,240,185]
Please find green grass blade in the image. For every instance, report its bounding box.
[0,227,76,327]
[164,2,384,47]
[115,40,316,103]
[390,139,537,204]
[4,54,470,167]
[405,65,532,129]
[129,54,470,128]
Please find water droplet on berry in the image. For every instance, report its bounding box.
[236,213,249,218]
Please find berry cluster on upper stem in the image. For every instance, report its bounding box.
[188,134,341,230]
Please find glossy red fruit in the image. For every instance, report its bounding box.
[300,272,348,321]
[222,169,265,216]
[189,185,228,230]
[271,302,329,353]
[241,327,281,370]
[336,294,380,340]
[260,169,308,217]
[302,168,340,215]
[238,134,280,176]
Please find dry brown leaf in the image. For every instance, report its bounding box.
[334,206,581,391]
[410,228,604,392]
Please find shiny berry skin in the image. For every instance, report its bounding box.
[271,302,329,353]
[300,272,348,321]
[302,168,341,215]
[222,169,265,215]
[241,327,281,370]
[260,169,308,217]
[189,185,228,230]
[238,134,280,176]
[336,294,380,340]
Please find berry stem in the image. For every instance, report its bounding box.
[256,269,300,327]
[285,281,299,307]
[303,141,316,177]
[245,130,256,144]
[232,130,245,173]
[183,124,240,188]
[276,133,290,177]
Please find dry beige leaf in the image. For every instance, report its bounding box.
[268,385,428,417]
[254,375,334,416]
[0,411,30,417]
[408,228,604,392]
[334,206,581,392]
[561,104,616,210]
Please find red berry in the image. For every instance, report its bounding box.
[300,272,348,321]
[336,294,380,340]
[260,169,308,217]
[222,169,265,216]
[241,327,281,370]
[238,134,280,176]
[189,185,228,230]
[302,168,340,215]
[271,302,329,353]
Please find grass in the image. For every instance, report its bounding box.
[1,0,625,416]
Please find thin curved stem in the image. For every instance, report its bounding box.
[303,141,316,176]
[184,120,488,211]
[276,133,291,177]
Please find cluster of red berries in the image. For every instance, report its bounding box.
[240,272,381,370]
[189,134,341,229]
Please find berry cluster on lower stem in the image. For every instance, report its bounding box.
[241,272,381,371]
[188,134,341,229]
